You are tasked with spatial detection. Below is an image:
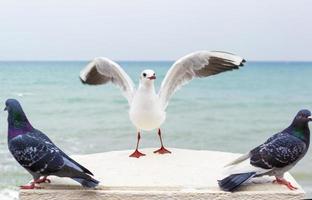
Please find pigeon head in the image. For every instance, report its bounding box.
[291,109,312,130]
[140,69,156,85]
[4,99,33,139]
[4,99,24,112]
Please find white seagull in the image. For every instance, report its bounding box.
[80,51,246,158]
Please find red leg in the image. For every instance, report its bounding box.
[20,180,42,190]
[273,177,298,190]
[20,184,37,189]
[35,176,51,184]
[154,129,171,154]
[129,131,146,158]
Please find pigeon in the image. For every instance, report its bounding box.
[4,99,99,189]
[80,51,245,158]
[218,109,311,192]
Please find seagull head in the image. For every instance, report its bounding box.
[292,109,312,127]
[140,69,156,85]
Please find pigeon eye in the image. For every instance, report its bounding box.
[153,73,155,76]
[143,73,146,77]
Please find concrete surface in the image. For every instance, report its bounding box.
[19,148,305,200]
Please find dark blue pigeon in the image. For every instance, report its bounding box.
[218,109,311,192]
[4,99,99,189]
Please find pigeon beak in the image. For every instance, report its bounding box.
[308,116,312,121]
[4,106,7,111]
[148,75,156,80]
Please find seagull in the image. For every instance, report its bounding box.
[5,99,99,189]
[218,109,311,192]
[80,51,245,158]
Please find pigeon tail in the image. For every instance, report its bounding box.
[72,177,99,188]
[55,164,99,188]
[218,172,256,192]
[224,152,250,167]
[61,152,94,176]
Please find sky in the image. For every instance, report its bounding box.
[0,0,311,61]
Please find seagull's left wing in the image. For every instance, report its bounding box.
[158,51,245,109]
[80,57,135,105]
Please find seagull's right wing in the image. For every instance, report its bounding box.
[158,51,245,110]
[80,57,135,105]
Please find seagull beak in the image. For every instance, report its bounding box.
[148,75,156,80]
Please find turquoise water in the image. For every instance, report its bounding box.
[0,61,312,198]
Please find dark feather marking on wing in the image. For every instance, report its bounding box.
[9,134,64,174]
[82,65,111,85]
[250,133,306,169]
[29,130,94,176]
[194,56,240,77]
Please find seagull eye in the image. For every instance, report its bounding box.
[143,73,146,77]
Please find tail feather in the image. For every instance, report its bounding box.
[218,172,256,192]
[61,152,94,176]
[72,177,99,188]
[56,165,100,188]
[224,152,250,167]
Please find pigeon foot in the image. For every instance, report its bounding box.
[154,146,171,154]
[35,176,51,184]
[20,183,42,189]
[273,177,298,190]
[129,149,146,158]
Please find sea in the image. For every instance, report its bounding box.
[0,61,311,199]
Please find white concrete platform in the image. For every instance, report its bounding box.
[19,148,305,200]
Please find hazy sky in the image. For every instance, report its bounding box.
[0,0,311,61]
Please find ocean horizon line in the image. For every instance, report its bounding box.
[0,60,312,63]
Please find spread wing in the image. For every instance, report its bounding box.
[250,134,306,169]
[80,57,135,104]
[158,51,245,109]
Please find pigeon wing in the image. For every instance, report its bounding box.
[250,134,306,169]
[29,130,94,176]
[158,51,245,109]
[80,57,135,105]
[8,134,64,174]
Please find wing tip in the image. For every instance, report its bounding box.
[210,50,246,67]
[79,76,87,84]
[239,59,246,66]
[237,58,246,67]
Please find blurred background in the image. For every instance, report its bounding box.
[0,0,311,199]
